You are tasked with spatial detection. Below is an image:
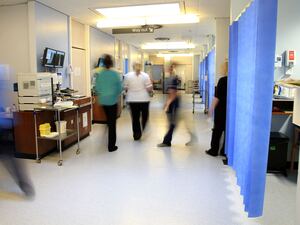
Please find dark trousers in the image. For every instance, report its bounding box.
[103,104,118,151]
[0,130,30,188]
[210,112,226,155]
[129,102,150,140]
[163,108,178,145]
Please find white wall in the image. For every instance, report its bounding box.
[89,27,115,71]
[230,0,252,23]
[215,18,230,82]
[193,55,200,81]
[34,2,70,88]
[275,0,300,80]
[0,4,30,107]
[129,45,142,71]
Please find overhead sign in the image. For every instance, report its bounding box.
[112,27,154,34]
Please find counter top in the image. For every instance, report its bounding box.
[272,111,293,115]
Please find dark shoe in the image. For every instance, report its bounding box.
[157,143,171,147]
[133,133,142,141]
[19,182,35,198]
[109,146,118,152]
[205,149,218,157]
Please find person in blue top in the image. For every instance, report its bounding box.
[95,54,122,152]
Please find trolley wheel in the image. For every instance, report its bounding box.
[76,149,80,155]
[57,160,63,166]
[36,159,41,164]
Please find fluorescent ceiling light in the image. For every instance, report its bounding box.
[142,42,195,50]
[147,15,199,25]
[97,14,200,28]
[97,17,145,28]
[157,53,194,57]
[96,3,180,18]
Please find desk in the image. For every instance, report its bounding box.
[0,112,15,153]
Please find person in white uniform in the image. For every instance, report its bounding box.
[124,62,153,140]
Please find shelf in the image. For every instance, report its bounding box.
[38,129,77,141]
[276,82,300,89]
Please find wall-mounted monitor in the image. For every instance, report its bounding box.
[42,48,56,67]
[98,57,104,68]
[54,51,65,68]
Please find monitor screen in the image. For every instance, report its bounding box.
[98,57,104,68]
[42,48,56,67]
[54,51,65,68]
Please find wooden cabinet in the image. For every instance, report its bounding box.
[14,97,92,159]
[92,95,122,123]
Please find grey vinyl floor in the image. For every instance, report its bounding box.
[0,94,297,225]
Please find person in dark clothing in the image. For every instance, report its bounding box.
[158,64,196,147]
[206,63,228,157]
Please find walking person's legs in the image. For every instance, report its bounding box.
[103,104,118,152]
[141,102,150,131]
[158,108,177,147]
[206,126,224,156]
[129,103,142,140]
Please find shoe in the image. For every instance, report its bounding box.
[157,143,171,147]
[205,149,218,157]
[109,146,118,152]
[220,152,226,157]
[133,133,142,141]
[186,134,198,146]
[19,181,35,198]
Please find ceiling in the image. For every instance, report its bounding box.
[0,0,27,5]
[2,0,230,53]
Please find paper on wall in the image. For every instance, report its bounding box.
[82,112,88,128]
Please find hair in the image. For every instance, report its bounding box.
[103,54,113,69]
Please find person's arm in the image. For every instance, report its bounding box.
[95,73,101,95]
[123,74,129,92]
[208,77,223,117]
[144,74,153,92]
[116,73,123,95]
[208,97,219,117]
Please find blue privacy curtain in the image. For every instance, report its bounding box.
[207,50,215,109]
[225,0,278,217]
[225,21,238,166]
[199,60,206,103]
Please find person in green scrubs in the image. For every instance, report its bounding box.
[95,54,122,152]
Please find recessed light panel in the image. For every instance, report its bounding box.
[96,3,180,18]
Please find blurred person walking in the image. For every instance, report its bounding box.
[95,54,122,152]
[0,81,34,197]
[124,62,153,141]
[157,63,196,147]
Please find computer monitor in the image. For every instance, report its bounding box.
[54,51,65,68]
[97,57,104,68]
[42,48,56,67]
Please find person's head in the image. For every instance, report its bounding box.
[103,54,113,69]
[169,63,177,76]
[133,62,142,74]
[221,61,228,76]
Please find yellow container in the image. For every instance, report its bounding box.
[39,123,51,136]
